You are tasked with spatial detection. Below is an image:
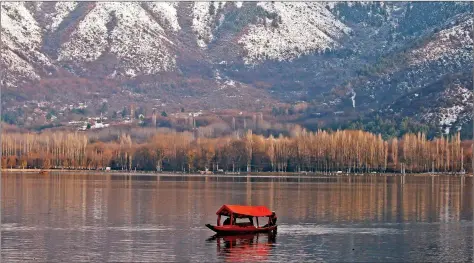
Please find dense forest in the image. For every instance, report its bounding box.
[1,127,472,174]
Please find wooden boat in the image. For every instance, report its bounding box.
[207,232,276,243]
[205,205,277,235]
[39,170,48,175]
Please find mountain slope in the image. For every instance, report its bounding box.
[1,1,472,136]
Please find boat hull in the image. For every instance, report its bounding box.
[205,224,277,235]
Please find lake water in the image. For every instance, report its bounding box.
[1,173,473,262]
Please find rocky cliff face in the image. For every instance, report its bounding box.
[1,2,472,134]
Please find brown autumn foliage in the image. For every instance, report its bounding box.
[1,129,472,173]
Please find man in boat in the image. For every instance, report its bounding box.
[270,211,277,226]
[223,217,236,225]
[263,212,277,228]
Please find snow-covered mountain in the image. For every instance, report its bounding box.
[1,2,472,135]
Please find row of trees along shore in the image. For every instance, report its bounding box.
[1,129,472,173]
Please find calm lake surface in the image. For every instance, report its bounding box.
[2,173,473,262]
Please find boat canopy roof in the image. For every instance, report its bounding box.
[216,205,273,217]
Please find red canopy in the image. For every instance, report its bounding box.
[216,205,273,217]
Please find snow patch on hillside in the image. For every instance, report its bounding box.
[0,3,51,87]
[58,2,176,74]
[1,49,40,88]
[214,69,239,91]
[425,84,473,134]
[238,2,351,64]
[192,2,226,48]
[351,90,356,108]
[439,105,464,133]
[408,17,473,66]
[145,2,181,32]
[57,4,111,62]
[47,2,77,31]
[1,2,42,47]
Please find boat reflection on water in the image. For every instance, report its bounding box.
[207,233,276,262]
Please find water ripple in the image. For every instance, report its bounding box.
[277,224,401,236]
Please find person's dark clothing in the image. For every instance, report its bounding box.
[223,218,231,225]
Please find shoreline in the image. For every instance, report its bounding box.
[2,169,472,177]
